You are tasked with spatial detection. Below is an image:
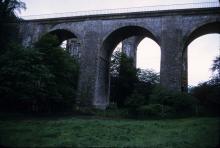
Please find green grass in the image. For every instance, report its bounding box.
[0,116,219,147]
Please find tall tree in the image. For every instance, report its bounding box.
[0,0,25,19]
[0,34,79,113]
[0,0,26,51]
[110,51,138,107]
[34,34,79,112]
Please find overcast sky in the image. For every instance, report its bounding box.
[20,0,218,16]
[20,0,220,86]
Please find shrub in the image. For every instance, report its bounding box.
[149,86,198,117]
[75,107,130,118]
[0,35,79,113]
[0,45,54,112]
[137,104,173,118]
[191,82,220,116]
[137,104,162,118]
[94,108,130,118]
[125,91,147,109]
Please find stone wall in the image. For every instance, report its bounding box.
[19,8,220,109]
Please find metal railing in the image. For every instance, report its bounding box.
[21,1,220,20]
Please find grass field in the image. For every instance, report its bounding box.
[0,115,219,147]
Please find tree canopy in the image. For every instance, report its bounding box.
[0,34,79,113]
[0,0,26,52]
[0,0,26,20]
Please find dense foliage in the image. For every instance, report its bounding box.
[0,35,79,113]
[0,0,79,114]
[0,45,53,112]
[147,86,198,117]
[109,51,200,118]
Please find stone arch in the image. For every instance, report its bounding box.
[181,21,220,91]
[39,29,77,44]
[94,25,160,109]
[101,26,159,60]
[48,23,83,41]
[185,21,220,48]
[37,28,82,59]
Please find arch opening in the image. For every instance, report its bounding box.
[39,29,81,59]
[100,26,159,61]
[109,37,161,107]
[188,34,220,87]
[94,26,160,108]
[49,29,77,45]
[183,22,220,90]
[137,37,161,73]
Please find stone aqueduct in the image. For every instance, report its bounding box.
[19,7,220,109]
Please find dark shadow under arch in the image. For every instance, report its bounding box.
[40,29,77,45]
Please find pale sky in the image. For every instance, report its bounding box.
[20,0,218,16]
[20,0,220,86]
[137,35,220,86]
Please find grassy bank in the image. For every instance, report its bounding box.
[0,116,219,147]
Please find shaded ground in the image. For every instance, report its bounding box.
[0,115,219,147]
